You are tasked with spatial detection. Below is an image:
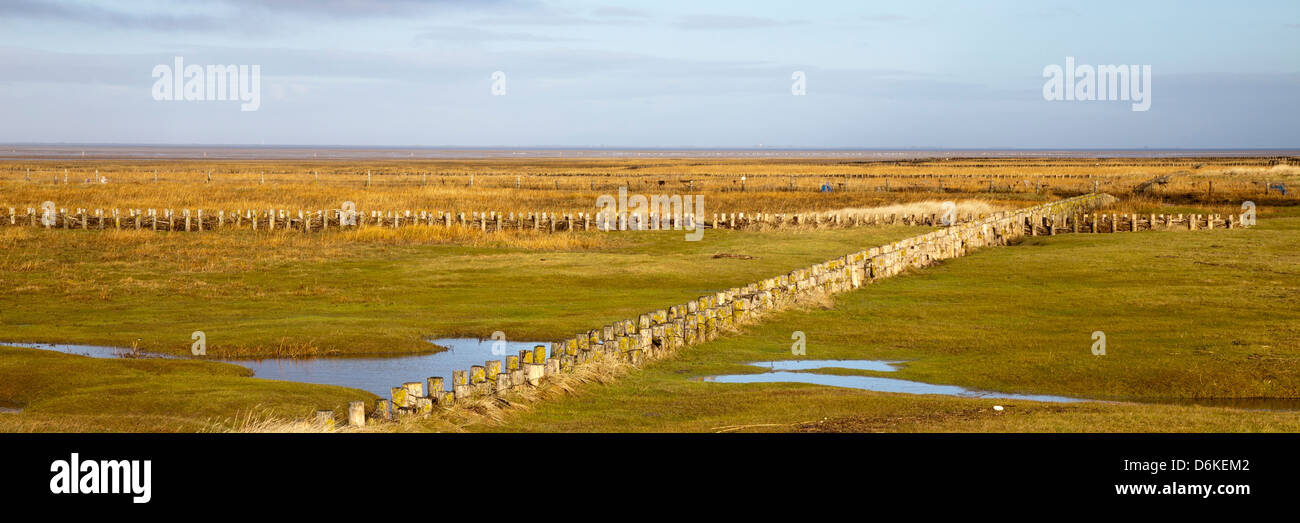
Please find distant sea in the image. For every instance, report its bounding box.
[0,145,1295,161]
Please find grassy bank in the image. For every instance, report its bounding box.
[0,346,373,432]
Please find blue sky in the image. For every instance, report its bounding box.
[0,0,1296,148]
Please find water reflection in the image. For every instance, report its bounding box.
[702,360,1085,403]
[2,339,547,397]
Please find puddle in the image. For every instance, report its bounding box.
[1,339,549,397]
[1,342,173,360]
[746,360,901,372]
[705,362,1300,410]
[702,360,1087,403]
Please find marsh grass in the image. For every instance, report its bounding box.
[0,219,924,357]
[5,157,1292,218]
[4,156,1296,432]
[478,209,1300,433]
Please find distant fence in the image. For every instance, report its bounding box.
[1,206,983,232]
[341,192,1250,426]
[2,204,1249,235]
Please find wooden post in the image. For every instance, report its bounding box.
[347,401,365,426]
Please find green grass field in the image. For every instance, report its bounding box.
[0,225,927,357]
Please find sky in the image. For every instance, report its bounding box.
[0,0,1296,148]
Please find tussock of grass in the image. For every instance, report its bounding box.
[826,200,1004,220]
[210,406,335,433]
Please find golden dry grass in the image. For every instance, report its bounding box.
[5,156,1292,221]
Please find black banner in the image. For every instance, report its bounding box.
[1,433,1292,512]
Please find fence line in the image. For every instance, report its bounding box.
[2,204,1249,234]
[3,206,989,232]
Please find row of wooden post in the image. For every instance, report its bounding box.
[3,207,978,233]
[1023,212,1244,235]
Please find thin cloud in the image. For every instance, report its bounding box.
[212,0,521,17]
[0,0,520,31]
[473,3,647,26]
[415,25,570,43]
[674,15,803,30]
[591,7,651,19]
[0,0,228,31]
